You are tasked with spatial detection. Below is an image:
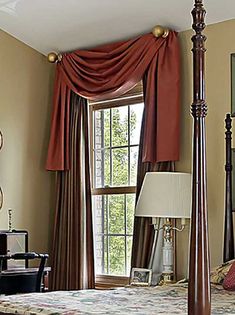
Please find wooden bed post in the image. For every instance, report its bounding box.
[224,113,234,262]
[188,0,211,314]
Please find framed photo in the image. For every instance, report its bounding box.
[231,54,235,116]
[130,268,152,286]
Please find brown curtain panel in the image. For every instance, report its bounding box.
[46,31,180,171]
[131,86,174,268]
[51,93,94,290]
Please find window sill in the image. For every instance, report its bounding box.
[95,274,130,290]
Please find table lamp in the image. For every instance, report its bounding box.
[135,172,191,284]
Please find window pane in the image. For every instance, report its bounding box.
[104,109,110,148]
[104,235,108,274]
[109,236,125,275]
[94,110,102,150]
[130,103,144,145]
[94,109,110,149]
[93,195,105,274]
[94,149,102,188]
[130,146,139,186]
[94,149,110,188]
[104,195,108,234]
[95,233,104,274]
[127,236,133,273]
[112,106,128,147]
[126,194,135,235]
[104,149,111,187]
[93,194,134,276]
[112,148,128,186]
[108,195,125,234]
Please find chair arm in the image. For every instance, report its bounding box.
[0,252,49,260]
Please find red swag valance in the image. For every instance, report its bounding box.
[46,31,180,171]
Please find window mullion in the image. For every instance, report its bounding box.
[106,195,109,274]
[102,195,105,274]
[128,105,131,186]
[108,108,111,274]
[93,111,96,188]
[94,144,139,151]
[101,111,105,187]
[124,194,127,275]
[101,112,105,273]
[110,108,112,186]
[98,233,133,237]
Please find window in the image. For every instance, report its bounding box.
[90,84,144,279]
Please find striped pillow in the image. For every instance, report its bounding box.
[223,261,235,290]
[210,259,235,285]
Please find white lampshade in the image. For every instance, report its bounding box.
[135,172,192,218]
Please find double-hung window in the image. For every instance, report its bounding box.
[90,83,144,282]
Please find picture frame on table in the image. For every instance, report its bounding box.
[130,268,152,286]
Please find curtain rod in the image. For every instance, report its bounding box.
[47,25,169,63]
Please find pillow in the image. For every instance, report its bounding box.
[210,259,235,285]
[223,261,235,290]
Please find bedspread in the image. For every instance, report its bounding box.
[0,284,234,314]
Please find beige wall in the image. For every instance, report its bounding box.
[176,19,235,279]
[0,29,55,254]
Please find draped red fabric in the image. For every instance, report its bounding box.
[46,31,180,170]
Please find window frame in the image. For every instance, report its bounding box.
[89,84,143,287]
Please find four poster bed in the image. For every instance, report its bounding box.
[0,0,234,314]
[224,113,235,263]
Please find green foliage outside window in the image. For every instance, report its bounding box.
[94,104,143,275]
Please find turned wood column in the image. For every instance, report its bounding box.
[188,0,211,314]
[224,113,234,262]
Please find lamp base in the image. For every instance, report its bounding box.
[161,219,174,284]
[159,272,175,285]
[150,217,186,286]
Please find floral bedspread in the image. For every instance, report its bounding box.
[0,284,235,314]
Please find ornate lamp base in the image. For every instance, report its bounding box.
[150,217,186,285]
[159,273,175,285]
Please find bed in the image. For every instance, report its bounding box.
[224,113,235,263]
[0,284,235,315]
[0,0,231,314]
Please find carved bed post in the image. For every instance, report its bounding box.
[188,0,211,314]
[224,113,234,262]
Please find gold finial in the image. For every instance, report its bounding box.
[47,52,62,63]
[152,25,169,38]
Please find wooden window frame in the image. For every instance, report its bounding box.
[95,275,130,290]
[89,84,143,287]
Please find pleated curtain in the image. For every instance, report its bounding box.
[51,93,94,290]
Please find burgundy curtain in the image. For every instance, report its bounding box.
[51,93,94,290]
[46,31,180,171]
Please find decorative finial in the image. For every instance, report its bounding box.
[47,52,62,63]
[225,113,232,131]
[192,0,206,34]
[8,209,12,232]
[152,25,169,38]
